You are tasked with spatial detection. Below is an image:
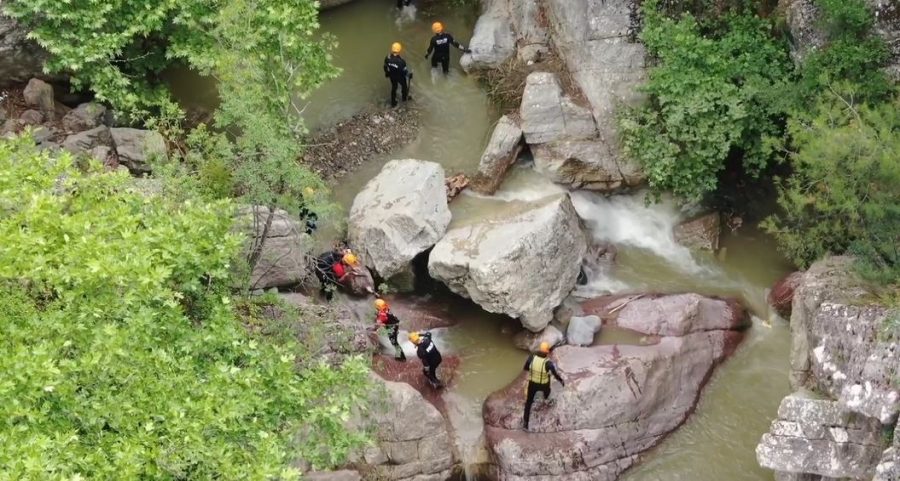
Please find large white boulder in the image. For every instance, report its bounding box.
[428,194,587,331]
[531,139,645,191]
[348,159,451,291]
[470,114,523,195]
[460,0,516,72]
[238,206,312,290]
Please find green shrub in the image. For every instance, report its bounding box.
[763,92,900,284]
[0,136,370,480]
[619,0,791,201]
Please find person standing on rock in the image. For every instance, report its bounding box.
[409,331,443,388]
[425,22,470,74]
[523,342,565,430]
[384,42,412,108]
[373,299,406,361]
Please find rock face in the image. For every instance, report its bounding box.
[483,293,747,480]
[0,16,55,87]
[471,114,524,195]
[757,394,886,479]
[757,256,899,481]
[109,128,167,174]
[62,126,114,155]
[460,0,516,72]
[673,212,721,251]
[519,72,596,145]
[545,0,646,152]
[875,419,899,481]
[428,194,587,332]
[769,271,804,318]
[348,159,451,291]
[354,376,456,481]
[531,139,644,191]
[239,206,312,290]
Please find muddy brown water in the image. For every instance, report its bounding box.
[169,1,794,479]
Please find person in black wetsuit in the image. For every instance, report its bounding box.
[425,22,470,74]
[313,248,355,300]
[409,331,443,387]
[384,42,412,107]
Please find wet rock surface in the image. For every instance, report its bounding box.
[757,394,886,479]
[348,159,451,291]
[673,211,721,251]
[428,194,587,332]
[531,139,645,191]
[302,108,420,181]
[513,324,565,352]
[769,271,804,318]
[483,293,747,480]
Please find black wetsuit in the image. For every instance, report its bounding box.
[522,353,565,429]
[378,310,406,361]
[416,332,443,386]
[314,250,343,300]
[383,54,410,107]
[396,0,412,7]
[298,194,318,235]
[426,32,466,73]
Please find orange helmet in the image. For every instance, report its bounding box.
[374,299,388,311]
[432,22,443,34]
[539,342,551,354]
[391,42,402,54]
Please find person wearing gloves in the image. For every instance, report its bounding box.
[425,22,470,74]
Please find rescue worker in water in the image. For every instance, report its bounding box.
[425,22,470,74]
[409,331,443,387]
[373,299,406,361]
[523,342,565,430]
[384,42,412,107]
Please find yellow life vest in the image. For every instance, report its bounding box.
[529,355,550,384]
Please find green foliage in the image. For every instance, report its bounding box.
[762,92,900,284]
[619,0,791,200]
[3,0,338,122]
[0,137,370,480]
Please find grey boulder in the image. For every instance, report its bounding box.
[22,78,54,114]
[62,102,106,132]
[238,206,312,290]
[429,194,587,331]
[460,0,516,72]
[62,126,114,155]
[566,314,601,346]
[348,159,451,291]
[520,71,597,145]
[513,324,565,352]
[674,212,721,251]
[109,128,167,174]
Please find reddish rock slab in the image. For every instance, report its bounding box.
[372,354,461,412]
[768,271,803,318]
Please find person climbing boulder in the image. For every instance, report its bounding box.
[522,342,565,430]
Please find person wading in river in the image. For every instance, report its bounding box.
[425,22,470,74]
[409,331,443,388]
[373,299,406,361]
[523,342,565,430]
[384,42,412,107]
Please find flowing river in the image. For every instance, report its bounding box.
[172,0,795,479]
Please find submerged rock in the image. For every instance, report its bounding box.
[673,212,721,251]
[483,293,747,480]
[471,114,524,195]
[428,194,587,332]
[520,71,596,145]
[531,139,644,191]
[513,324,565,352]
[348,159,452,292]
[757,394,886,479]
